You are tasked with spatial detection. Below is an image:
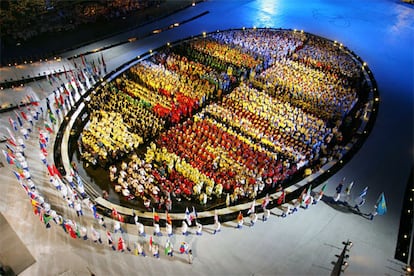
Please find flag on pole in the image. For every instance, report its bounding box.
[298,188,307,204]
[20,110,28,121]
[2,149,14,165]
[357,186,368,200]
[345,181,354,195]
[277,189,285,205]
[237,211,243,223]
[101,53,106,67]
[52,164,62,179]
[319,183,327,196]
[12,171,22,181]
[153,208,160,223]
[9,117,18,131]
[354,186,368,208]
[185,207,191,225]
[6,127,16,144]
[45,122,54,133]
[5,143,15,155]
[214,209,219,224]
[166,211,172,225]
[375,193,387,215]
[247,199,256,215]
[42,212,53,228]
[48,108,56,124]
[262,193,270,209]
[80,54,86,67]
[190,206,197,221]
[65,224,78,239]
[14,111,23,127]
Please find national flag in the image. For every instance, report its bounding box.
[41,147,48,157]
[91,204,99,219]
[31,199,41,215]
[166,211,172,225]
[14,159,22,170]
[6,137,16,148]
[375,193,387,216]
[7,126,17,142]
[5,144,15,158]
[65,223,78,239]
[305,185,313,205]
[111,207,124,222]
[62,86,70,96]
[319,183,327,196]
[20,110,28,121]
[298,188,307,204]
[262,193,270,209]
[14,111,23,127]
[165,240,171,255]
[53,164,62,179]
[74,223,81,238]
[27,94,40,106]
[12,171,22,181]
[303,184,312,205]
[237,211,243,222]
[118,237,125,251]
[9,117,18,131]
[101,53,106,67]
[247,199,256,215]
[345,181,354,195]
[39,131,48,146]
[185,207,191,225]
[39,140,46,150]
[354,186,368,207]
[45,122,54,133]
[214,209,219,224]
[2,149,14,165]
[47,165,55,176]
[80,54,86,67]
[153,208,160,223]
[277,189,285,205]
[190,206,197,221]
[59,93,64,107]
[106,231,113,244]
[42,213,53,228]
[358,186,368,200]
[48,108,56,124]
[77,174,84,190]
[54,94,61,110]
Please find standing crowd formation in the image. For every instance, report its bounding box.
[80,28,365,213]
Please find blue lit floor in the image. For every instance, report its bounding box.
[0,0,413,275]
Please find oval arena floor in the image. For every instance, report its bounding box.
[0,1,413,275]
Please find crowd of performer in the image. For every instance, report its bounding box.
[78,28,363,210]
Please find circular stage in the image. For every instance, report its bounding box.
[56,28,378,225]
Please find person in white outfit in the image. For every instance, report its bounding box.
[153,223,162,237]
[181,220,189,236]
[134,215,146,237]
[250,212,258,226]
[195,221,203,235]
[166,222,173,237]
[262,208,270,221]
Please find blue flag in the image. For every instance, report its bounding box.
[358,186,368,199]
[376,193,387,216]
